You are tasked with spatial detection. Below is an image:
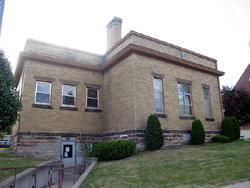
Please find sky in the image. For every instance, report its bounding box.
[0,0,250,87]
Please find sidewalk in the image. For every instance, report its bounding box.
[221,181,250,188]
[46,174,80,188]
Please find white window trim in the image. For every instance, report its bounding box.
[35,81,51,105]
[178,83,193,116]
[61,85,76,107]
[154,78,164,114]
[86,88,99,109]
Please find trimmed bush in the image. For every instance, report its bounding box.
[91,140,136,161]
[212,135,230,143]
[191,119,205,145]
[230,117,240,140]
[145,114,164,150]
[221,117,235,141]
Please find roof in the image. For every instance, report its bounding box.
[235,64,250,91]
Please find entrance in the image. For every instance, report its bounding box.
[61,139,76,170]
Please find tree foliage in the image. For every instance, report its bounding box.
[145,114,164,150]
[0,50,22,132]
[221,117,235,141]
[221,86,250,126]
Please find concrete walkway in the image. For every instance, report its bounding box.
[46,174,80,188]
[220,181,250,188]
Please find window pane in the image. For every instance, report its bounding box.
[36,93,50,104]
[184,95,191,105]
[154,78,162,90]
[205,99,212,118]
[63,96,75,106]
[63,85,75,96]
[203,88,209,98]
[155,91,163,113]
[88,89,98,98]
[87,99,98,108]
[37,82,50,93]
[184,105,192,115]
[178,83,192,115]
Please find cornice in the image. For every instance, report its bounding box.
[15,43,224,84]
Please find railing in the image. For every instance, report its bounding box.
[0,164,64,188]
[48,164,86,188]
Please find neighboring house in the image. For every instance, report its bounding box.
[235,64,250,93]
[12,17,224,166]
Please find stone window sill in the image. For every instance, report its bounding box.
[59,106,78,111]
[205,118,215,121]
[32,104,53,109]
[179,116,196,120]
[156,113,168,118]
[85,108,102,113]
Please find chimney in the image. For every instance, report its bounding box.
[106,16,122,51]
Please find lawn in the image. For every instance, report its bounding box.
[82,140,250,188]
[0,148,48,182]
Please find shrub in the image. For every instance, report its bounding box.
[91,140,136,161]
[221,117,235,141]
[145,114,164,150]
[230,117,240,140]
[191,119,205,145]
[212,135,230,143]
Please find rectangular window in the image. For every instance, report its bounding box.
[35,81,51,104]
[178,83,192,115]
[62,85,76,106]
[86,88,99,109]
[203,88,212,118]
[154,78,164,113]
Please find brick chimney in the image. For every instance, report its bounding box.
[106,17,122,51]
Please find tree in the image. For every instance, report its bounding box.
[221,86,250,126]
[190,119,205,145]
[221,117,235,141]
[0,50,22,132]
[145,114,164,150]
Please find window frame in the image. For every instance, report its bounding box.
[86,87,99,109]
[203,87,212,118]
[35,81,52,105]
[153,77,164,114]
[178,83,193,116]
[61,84,76,107]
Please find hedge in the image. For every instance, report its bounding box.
[212,135,230,143]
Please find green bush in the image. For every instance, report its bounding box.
[212,135,230,143]
[230,117,240,140]
[191,119,205,145]
[221,117,235,141]
[91,140,136,161]
[145,114,164,150]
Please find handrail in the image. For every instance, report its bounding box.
[48,164,85,188]
[0,164,63,188]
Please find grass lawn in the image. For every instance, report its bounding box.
[0,148,48,182]
[82,140,250,188]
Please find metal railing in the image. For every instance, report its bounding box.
[0,164,64,188]
[48,164,86,188]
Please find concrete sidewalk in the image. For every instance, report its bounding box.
[220,181,250,188]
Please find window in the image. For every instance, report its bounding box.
[62,85,76,106]
[86,88,99,109]
[154,78,164,113]
[178,83,192,115]
[203,88,212,118]
[35,81,51,104]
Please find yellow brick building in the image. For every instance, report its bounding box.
[13,17,224,164]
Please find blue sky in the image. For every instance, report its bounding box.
[0,0,249,87]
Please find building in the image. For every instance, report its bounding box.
[235,64,250,93]
[12,17,224,166]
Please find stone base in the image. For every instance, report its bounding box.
[12,129,220,159]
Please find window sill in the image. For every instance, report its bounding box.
[179,116,196,120]
[32,104,53,109]
[59,106,78,111]
[156,113,168,118]
[85,108,102,113]
[205,118,215,121]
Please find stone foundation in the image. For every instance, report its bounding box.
[13,129,220,159]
